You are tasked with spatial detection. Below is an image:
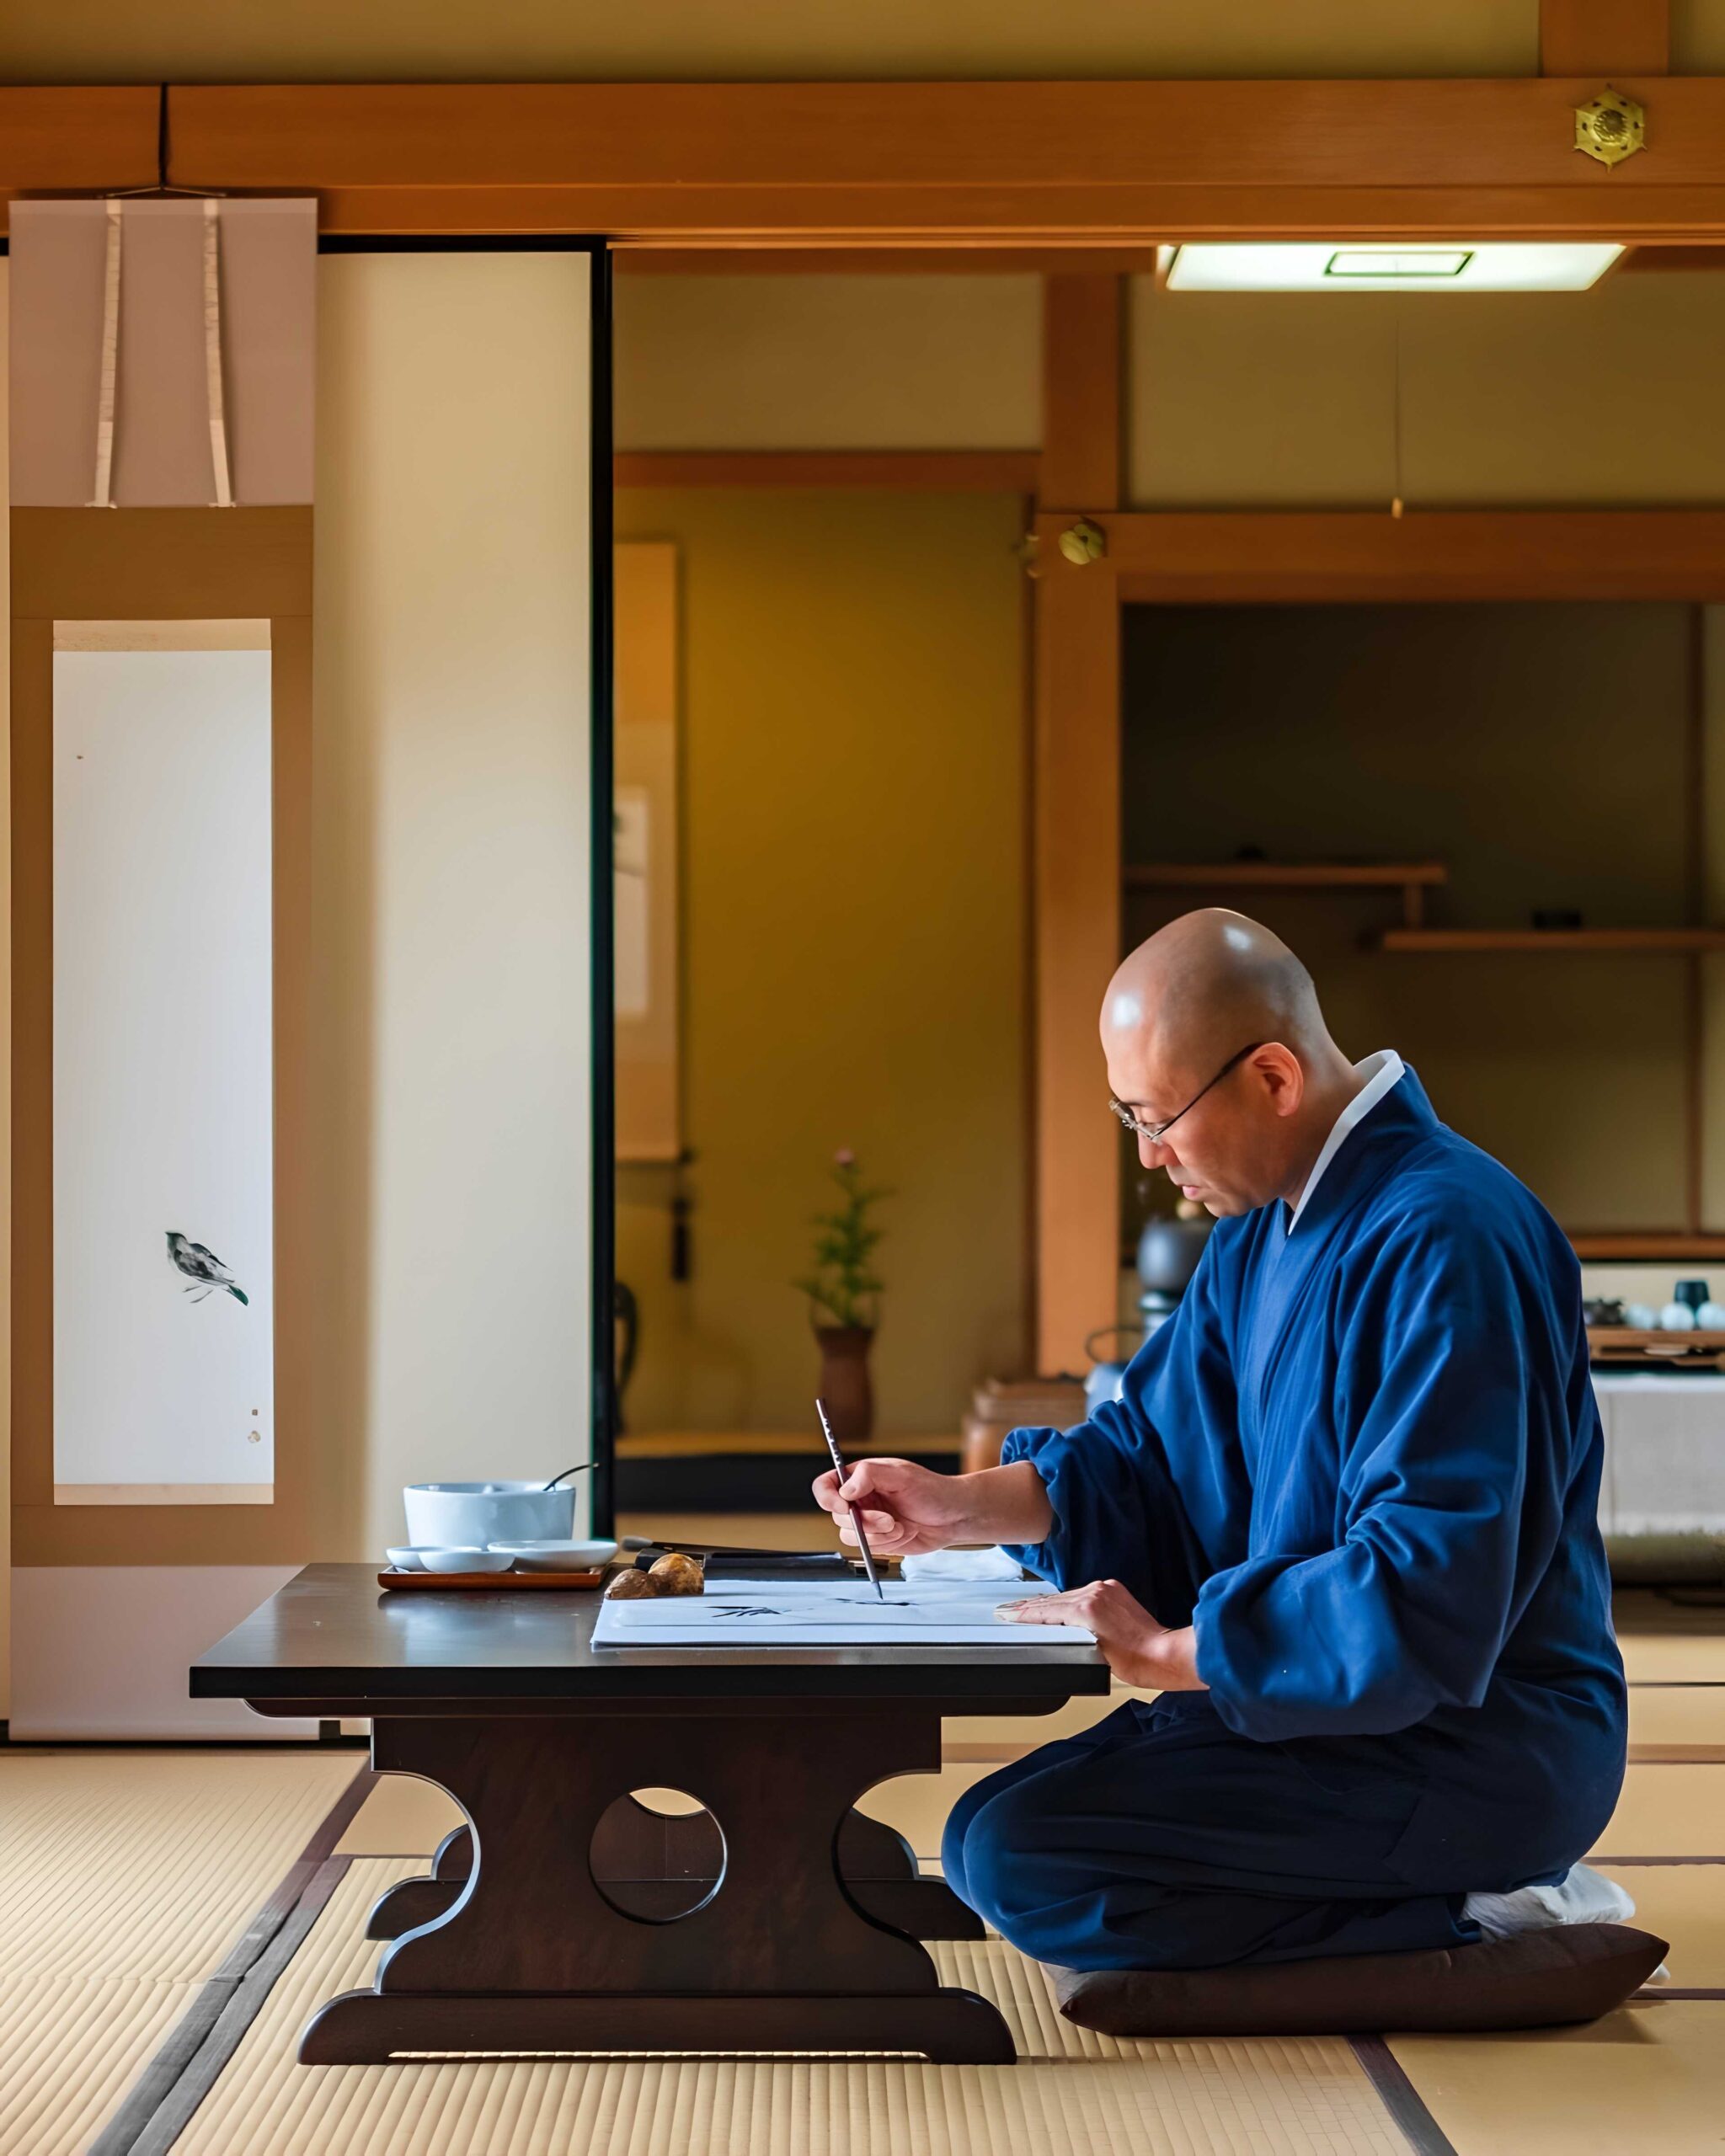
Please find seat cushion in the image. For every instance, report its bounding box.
[1049,1923,1669,2037]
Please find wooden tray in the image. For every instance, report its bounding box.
[377,1567,604,1592]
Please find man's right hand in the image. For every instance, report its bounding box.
[811,1457,1054,1557]
[812,1458,970,1556]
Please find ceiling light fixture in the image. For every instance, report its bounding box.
[1163,243,1622,293]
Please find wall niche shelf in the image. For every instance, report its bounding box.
[1379,927,1725,953]
[1125,861,1446,931]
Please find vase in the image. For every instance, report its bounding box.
[814,1326,875,1444]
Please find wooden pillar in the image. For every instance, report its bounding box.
[1538,0,1668,76]
[1033,276,1123,1374]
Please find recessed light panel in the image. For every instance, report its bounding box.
[1165,243,1622,293]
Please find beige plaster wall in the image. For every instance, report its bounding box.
[1129,270,1725,510]
[615,276,1040,453]
[312,251,595,1555]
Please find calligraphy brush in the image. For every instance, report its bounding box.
[816,1397,884,1601]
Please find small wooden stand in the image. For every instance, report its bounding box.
[302,1705,1013,2063]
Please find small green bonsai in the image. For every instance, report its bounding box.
[794,1148,890,1332]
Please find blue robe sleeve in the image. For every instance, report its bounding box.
[1194,1208,1579,1742]
[997,1237,1244,1624]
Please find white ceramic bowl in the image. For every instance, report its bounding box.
[403,1481,577,1550]
[385,1545,438,1572]
[419,1545,514,1575]
[488,1538,617,1573]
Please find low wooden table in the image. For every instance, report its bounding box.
[192,1561,1108,2063]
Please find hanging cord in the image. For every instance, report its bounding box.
[1389,302,1406,520]
[88,200,123,508]
[108,85,227,200]
[202,200,234,506]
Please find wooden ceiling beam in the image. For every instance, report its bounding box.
[1540,0,1669,79]
[0,87,159,208]
[1082,509,1725,605]
[145,78,1725,243]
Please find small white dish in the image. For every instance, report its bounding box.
[385,1546,438,1572]
[487,1538,617,1572]
[419,1545,514,1575]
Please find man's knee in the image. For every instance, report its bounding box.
[948,1774,1069,1946]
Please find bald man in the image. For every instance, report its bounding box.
[815,911,1626,1973]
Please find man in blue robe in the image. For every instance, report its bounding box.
[814,910,1626,1972]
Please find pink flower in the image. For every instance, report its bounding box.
[834,1148,856,1167]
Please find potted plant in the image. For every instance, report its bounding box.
[794,1149,889,1443]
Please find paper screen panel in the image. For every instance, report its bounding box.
[51,632,274,1500]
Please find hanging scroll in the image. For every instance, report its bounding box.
[9,197,315,509]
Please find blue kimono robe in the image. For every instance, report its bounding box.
[943,1066,1627,1972]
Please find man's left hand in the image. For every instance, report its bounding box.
[996,1577,1206,1691]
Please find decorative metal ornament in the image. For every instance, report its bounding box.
[1574,88,1646,169]
[1058,518,1108,567]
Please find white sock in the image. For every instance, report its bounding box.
[1463,1863,1636,1940]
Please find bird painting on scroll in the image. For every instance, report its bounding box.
[51,631,275,1502]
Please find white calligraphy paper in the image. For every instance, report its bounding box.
[591,1576,1096,1649]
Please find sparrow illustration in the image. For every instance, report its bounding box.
[166,1231,249,1305]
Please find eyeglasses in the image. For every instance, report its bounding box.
[1108,1041,1268,1144]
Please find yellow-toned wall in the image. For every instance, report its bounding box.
[0,0,1535,87]
[612,488,1029,1438]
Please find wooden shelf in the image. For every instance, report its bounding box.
[1126,861,1447,930]
[1126,862,1446,890]
[1381,928,1725,953]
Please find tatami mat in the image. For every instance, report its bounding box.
[1594,1762,1725,1860]
[945,1685,1155,1758]
[338,1772,467,1858]
[0,1975,195,2156]
[1629,1685,1725,1754]
[0,1751,362,2156]
[1599,1866,1725,1988]
[169,1859,1407,2156]
[0,1748,359,1983]
[1618,1631,1725,1687]
[1392,1999,1725,2155]
[861,1764,998,1864]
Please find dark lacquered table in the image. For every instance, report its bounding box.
[192,1561,1108,2063]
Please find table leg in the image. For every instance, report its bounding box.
[308,1709,1012,2064]
[366,1801,983,1942]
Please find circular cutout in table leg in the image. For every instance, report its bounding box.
[590,1788,726,1922]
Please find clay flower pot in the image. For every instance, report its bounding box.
[815,1325,875,1444]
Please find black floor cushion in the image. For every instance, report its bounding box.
[1049,1923,1669,2038]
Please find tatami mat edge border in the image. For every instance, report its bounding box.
[1349,2035,1461,2156]
[89,1766,375,2156]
